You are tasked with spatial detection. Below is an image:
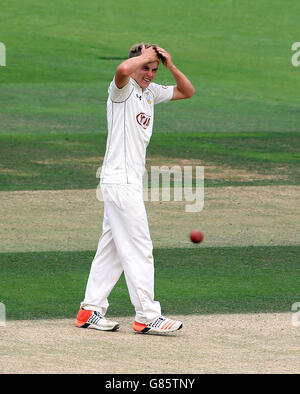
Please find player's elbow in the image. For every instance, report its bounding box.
[187,85,195,98]
[181,85,195,99]
[117,63,131,77]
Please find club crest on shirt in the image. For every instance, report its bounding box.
[136,112,151,129]
[145,94,152,104]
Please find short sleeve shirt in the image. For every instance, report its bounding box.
[100,78,174,184]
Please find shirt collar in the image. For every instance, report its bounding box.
[130,78,147,93]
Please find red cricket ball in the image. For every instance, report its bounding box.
[190,230,204,244]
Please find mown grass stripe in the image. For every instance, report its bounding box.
[0,131,299,191]
[0,245,298,320]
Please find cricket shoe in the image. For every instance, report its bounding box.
[75,308,119,331]
[133,315,182,334]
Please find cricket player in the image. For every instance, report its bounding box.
[75,43,195,333]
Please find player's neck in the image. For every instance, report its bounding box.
[132,78,146,92]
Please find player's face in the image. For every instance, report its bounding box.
[132,61,159,90]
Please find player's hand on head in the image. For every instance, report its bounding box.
[140,44,146,54]
[155,46,173,69]
[141,45,160,63]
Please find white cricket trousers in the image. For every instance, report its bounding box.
[80,183,161,324]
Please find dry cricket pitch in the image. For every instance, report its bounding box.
[1,313,299,374]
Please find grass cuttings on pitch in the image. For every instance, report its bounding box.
[0,245,298,320]
[0,131,299,191]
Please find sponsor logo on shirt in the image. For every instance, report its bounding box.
[136,112,151,129]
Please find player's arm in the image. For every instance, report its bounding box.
[155,46,195,101]
[115,45,159,89]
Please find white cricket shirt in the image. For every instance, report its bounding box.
[100,77,174,184]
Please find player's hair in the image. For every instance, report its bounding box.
[129,43,158,58]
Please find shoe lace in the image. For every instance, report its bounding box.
[149,315,167,328]
[89,310,104,325]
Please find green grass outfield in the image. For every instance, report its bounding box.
[0,0,299,320]
[1,246,299,320]
[0,131,299,190]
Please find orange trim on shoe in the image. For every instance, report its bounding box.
[75,308,93,327]
[161,320,174,330]
[165,321,176,330]
[133,321,149,332]
[161,321,168,329]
